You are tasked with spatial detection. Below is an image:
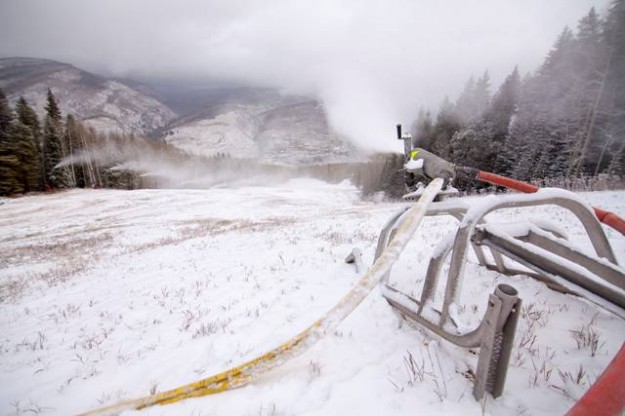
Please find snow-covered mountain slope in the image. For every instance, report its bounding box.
[1,184,623,416]
[255,100,356,164]
[0,57,177,134]
[161,90,359,164]
[162,108,262,159]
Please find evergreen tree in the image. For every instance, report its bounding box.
[601,0,625,177]
[539,27,575,78]
[0,89,20,195]
[455,76,476,124]
[455,72,491,125]
[8,122,40,193]
[431,96,461,159]
[508,117,551,181]
[0,90,12,133]
[486,68,520,138]
[45,88,61,123]
[567,8,612,177]
[410,109,434,149]
[16,97,44,190]
[486,68,521,174]
[449,121,495,170]
[503,28,579,181]
[16,97,42,147]
[43,89,70,189]
[497,72,542,179]
[473,71,492,117]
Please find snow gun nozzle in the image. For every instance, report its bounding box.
[396,124,402,140]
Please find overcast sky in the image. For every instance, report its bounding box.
[0,0,612,151]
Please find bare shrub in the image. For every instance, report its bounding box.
[192,322,218,339]
[570,319,604,357]
[529,358,553,388]
[403,350,426,385]
[308,360,322,380]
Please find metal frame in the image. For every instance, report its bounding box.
[360,188,624,400]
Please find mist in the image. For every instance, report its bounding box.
[55,139,401,194]
[55,140,279,189]
[0,0,611,152]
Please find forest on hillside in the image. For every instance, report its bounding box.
[410,1,625,184]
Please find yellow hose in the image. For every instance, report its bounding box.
[78,178,444,416]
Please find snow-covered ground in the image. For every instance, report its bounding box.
[163,110,262,159]
[1,180,624,416]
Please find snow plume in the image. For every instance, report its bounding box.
[56,140,314,189]
[1,0,610,152]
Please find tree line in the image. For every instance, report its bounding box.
[0,88,192,196]
[410,1,625,185]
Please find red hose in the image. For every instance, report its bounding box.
[565,344,625,416]
[477,171,540,194]
[474,171,625,236]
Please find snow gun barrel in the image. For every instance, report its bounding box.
[456,166,625,236]
[396,124,402,140]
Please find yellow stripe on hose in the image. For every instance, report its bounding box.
[78,179,444,416]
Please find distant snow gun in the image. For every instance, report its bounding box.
[395,124,625,236]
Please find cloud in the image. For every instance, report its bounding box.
[0,0,611,152]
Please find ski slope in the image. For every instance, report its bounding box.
[1,180,624,416]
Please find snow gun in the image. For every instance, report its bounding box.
[396,124,625,236]
[394,123,624,410]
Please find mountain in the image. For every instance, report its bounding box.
[160,88,359,164]
[0,57,177,134]
[0,57,361,165]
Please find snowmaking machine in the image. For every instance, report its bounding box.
[366,125,625,402]
[397,124,460,201]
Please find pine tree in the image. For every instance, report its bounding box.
[540,28,575,78]
[567,8,612,177]
[486,68,520,138]
[449,121,495,170]
[485,68,521,174]
[455,72,491,125]
[16,97,44,191]
[455,76,476,124]
[45,89,61,123]
[431,97,461,159]
[601,0,625,177]
[506,28,579,181]
[16,97,42,148]
[509,118,551,181]
[43,89,70,189]
[8,122,40,193]
[497,72,543,180]
[410,109,434,149]
[0,90,12,133]
[473,71,492,117]
[0,89,21,195]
